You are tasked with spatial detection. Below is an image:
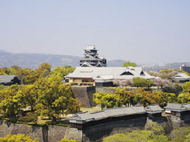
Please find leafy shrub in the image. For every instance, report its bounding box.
[0,134,39,142]
[145,122,165,135]
[58,138,78,142]
[18,112,38,123]
[103,130,168,142]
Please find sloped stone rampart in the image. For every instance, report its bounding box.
[1,114,190,142]
[96,87,116,94]
[0,120,44,142]
[48,125,67,142]
[72,86,96,107]
[64,127,83,142]
[0,120,67,142]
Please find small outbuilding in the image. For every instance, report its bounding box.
[164,103,190,123]
[171,73,190,83]
[145,104,163,119]
[0,75,21,86]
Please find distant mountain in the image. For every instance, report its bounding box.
[0,50,126,69]
[0,51,80,69]
[1,50,186,70]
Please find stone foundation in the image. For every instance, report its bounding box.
[0,120,67,142]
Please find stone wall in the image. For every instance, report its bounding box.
[64,127,83,142]
[48,125,67,142]
[96,87,117,94]
[146,116,173,134]
[0,120,45,142]
[0,120,67,142]
[82,116,147,142]
[1,114,190,142]
[72,86,96,107]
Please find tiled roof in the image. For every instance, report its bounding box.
[91,111,108,120]
[66,67,154,80]
[81,62,93,67]
[172,73,190,79]
[164,103,186,110]
[145,104,163,113]
[86,45,96,50]
[184,104,190,109]
[68,106,146,124]
[0,75,17,84]
[104,106,146,117]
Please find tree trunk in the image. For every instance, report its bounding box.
[31,106,34,112]
[51,116,57,124]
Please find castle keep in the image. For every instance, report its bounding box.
[80,46,106,67]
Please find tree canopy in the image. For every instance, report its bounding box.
[93,88,178,109]
[122,61,137,67]
[0,134,39,142]
[103,129,168,142]
[132,77,154,89]
[0,73,81,123]
[0,63,75,85]
[34,74,81,123]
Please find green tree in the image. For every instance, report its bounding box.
[176,81,190,104]
[145,122,165,135]
[20,85,38,111]
[184,133,190,142]
[103,130,168,142]
[93,92,120,110]
[0,84,23,119]
[170,127,190,142]
[122,61,137,67]
[1,67,11,75]
[182,81,190,93]
[58,138,78,142]
[115,88,138,107]
[135,88,161,107]
[0,134,39,142]
[104,93,120,108]
[93,92,107,110]
[177,93,190,104]
[34,75,81,123]
[10,65,22,75]
[125,130,154,142]
[132,77,147,88]
[146,79,154,89]
[52,66,75,79]
[18,112,38,123]
[103,133,128,142]
[0,71,7,75]
[16,68,37,84]
[35,63,52,78]
[156,91,176,107]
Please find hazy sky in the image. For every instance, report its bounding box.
[0,0,190,64]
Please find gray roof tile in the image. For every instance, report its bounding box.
[164,103,186,110]
[68,106,146,123]
[0,75,17,84]
[66,67,154,80]
[145,104,163,112]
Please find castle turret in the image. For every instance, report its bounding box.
[80,46,106,67]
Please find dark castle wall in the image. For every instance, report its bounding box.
[82,115,147,142]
